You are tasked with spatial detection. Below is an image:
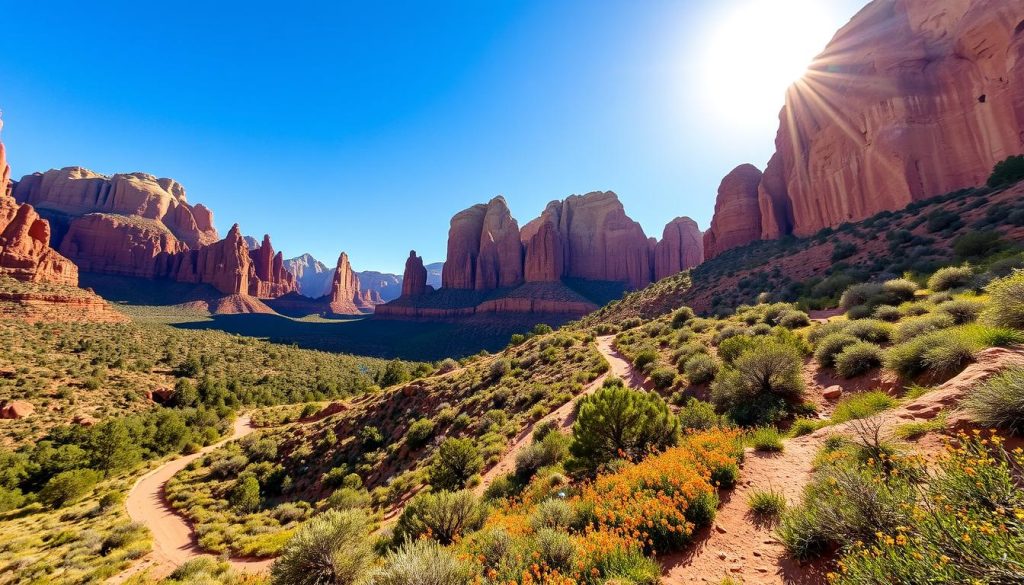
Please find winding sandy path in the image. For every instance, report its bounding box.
[118,415,273,581]
[475,335,636,495]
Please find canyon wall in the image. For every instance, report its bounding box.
[707,0,1024,256]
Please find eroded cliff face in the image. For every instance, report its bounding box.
[0,123,79,286]
[401,250,429,297]
[13,167,218,248]
[654,217,704,281]
[441,197,523,291]
[708,0,1024,256]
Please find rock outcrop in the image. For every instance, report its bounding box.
[401,251,429,297]
[441,197,523,291]
[247,235,296,298]
[286,253,334,298]
[654,217,703,280]
[13,167,218,248]
[703,165,764,260]
[328,252,373,315]
[59,214,188,278]
[0,400,34,419]
[707,0,1024,255]
[165,225,296,298]
[0,121,79,286]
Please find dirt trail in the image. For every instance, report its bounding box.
[116,415,273,582]
[660,346,1024,584]
[474,336,636,495]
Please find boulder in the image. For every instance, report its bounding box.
[703,165,764,260]
[0,400,34,419]
[654,216,703,280]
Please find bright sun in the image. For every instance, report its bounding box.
[701,0,836,126]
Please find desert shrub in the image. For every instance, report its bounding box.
[937,298,983,324]
[834,342,884,378]
[926,209,961,232]
[358,426,384,449]
[676,398,722,432]
[577,430,739,554]
[489,358,511,380]
[671,307,695,329]
[38,469,103,508]
[672,342,708,368]
[570,380,680,470]
[984,270,1024,329]
[393,490,486,545]
[840,283,883,310]
[830,392,896,424]
[650,367,678,390]
[807,320,849,345]
[405,418,435,448]
[436,358,459,374]
[927,266,974,291]
[987,154,1024,187]
[953,230,1004,259]
[872,304,902,322]
[632,348,659,371]
[962,367,1024,434]
[779,310,811,329]
[270,509,373,585]
[881,278,919,303]
[718,335,756,364]
[747,488,787,517]
[429,438,483,491]
[229,473,261,512]
[515,431,570,479]
[713,325,748,345]
[826,435,1024,584]
[844,319,893,343]
[748,427,784,452]
[893,313,955,343]
[683,354,719,385]
[533,528,576,571]
[530,498,577,530]
[832,241,857,262]
[814,333,859,369]
[846,305,874,320]
[325,488,371,511]
[711,338,804,426]
[374,539,474,585]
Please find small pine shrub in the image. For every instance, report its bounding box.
[650,367,678,390]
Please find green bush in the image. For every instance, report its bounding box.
[927,266,974,292]
[676,398,722,432]
[814,333,859,369]
[840,283,883,310]
[671,307,695,329]
[953,230,1004,259]
[843,319,892,344]
[830,392,896,424]
[807,320,850,345]
[779,310,811,329]
[789,418,825,437]
[429,438,483,491]
[38,469,103,509]
[987,154,1024,187]
[711,338,804,426]
[530,498,577,531]
[748,427,784,452]
[393,490,486,545]
[374,539,474,585]
[937,298,983,325]
[747,487,787,517]
[632,348,659,371]
[325,487,371,511]
[834,342,884,378]
[683,354,719,385]
[570,380,680,470]
[229,473,261,512]
[872,305,902,322]
[962,367,1024,434]
[894,313,955,343]
[406,418,435,448]
[534,528,576,571]
[515,431,570,479]
[271,509,374,585]
[881,278,919,303]
[984,270,1024,329]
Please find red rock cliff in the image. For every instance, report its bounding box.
[703,165,764,260]
[0,121,79,286]
[441,196,523,291]
[329,252,373,315]
[401,250,429,297]
[708,0,1024,256]
[654,216,703,280]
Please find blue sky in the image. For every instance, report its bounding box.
[0,0,865,273]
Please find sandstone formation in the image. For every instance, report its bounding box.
[328,252,373,315]
[401,251,429,297]
[0,400,34,419]
[706,0,1024,256]
[59,214,188,278]
[164,225,296,298]
[0,121,79,286]
[653,217,703,280]
[286,253,335,298]
[441,197,524,291]
[14,167,218,248]
[703,165,764,260]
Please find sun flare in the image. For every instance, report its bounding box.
[701,0,837,126]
